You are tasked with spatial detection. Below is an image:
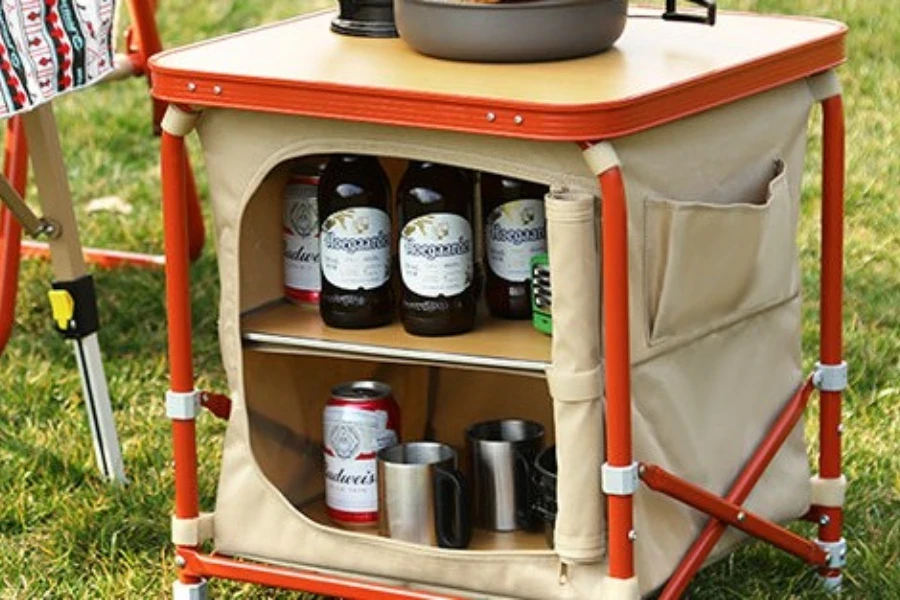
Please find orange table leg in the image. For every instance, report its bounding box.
[0,117,29,354]
[598,165,636,583]
[162,129,202,591]
[814,93,846,590]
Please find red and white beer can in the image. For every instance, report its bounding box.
[323,381,400,526]
[283,164,322,304]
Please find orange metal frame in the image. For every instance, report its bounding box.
[158,88,845,597]
[0,0,204,356]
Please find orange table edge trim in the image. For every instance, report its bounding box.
[150,22,845,142]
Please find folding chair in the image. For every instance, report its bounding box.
[0,1,202,483]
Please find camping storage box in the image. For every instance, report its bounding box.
[199,78,818,598]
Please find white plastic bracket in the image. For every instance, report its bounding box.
[813,361,848,392]
[172,512,215,546]
[600,576,640,600]
[810,474,848,508]
[815,537,847,569]
[602,462,640,496]
[173,579,208,600]
[582,142,621,176]
[161,105,199,138]
[166,390,201,421]
[808,71,842,103]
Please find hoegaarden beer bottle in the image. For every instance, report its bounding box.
[318,155,394,329]
[480,173,548,319]
[398,162,475,336]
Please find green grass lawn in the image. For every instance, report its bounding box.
[0,0,897,597]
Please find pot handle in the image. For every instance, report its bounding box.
[662,0,716,26]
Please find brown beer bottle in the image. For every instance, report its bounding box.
[480,173,548,319]
[318,155,394,329]
[398,162,475,336]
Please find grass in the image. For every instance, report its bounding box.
[0,0,897,597]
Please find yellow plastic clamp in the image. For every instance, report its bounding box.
[47,289,74,331]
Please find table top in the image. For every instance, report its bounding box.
[150,8,845,141]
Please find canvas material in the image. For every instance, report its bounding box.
[0,1,116,117]
[545,190,605,564]
[198,77,817,598]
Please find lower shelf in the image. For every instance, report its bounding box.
[301,498,551,552]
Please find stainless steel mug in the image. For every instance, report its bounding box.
[466,419,545,531]
[377,442,472,548]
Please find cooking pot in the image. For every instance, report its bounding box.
[393,0,716,62]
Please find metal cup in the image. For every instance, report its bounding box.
[466,419,545,531]
[377,442,472,548]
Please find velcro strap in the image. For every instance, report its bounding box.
[582,142,621,176]
[810,475,847,508]
[162,106,199,137]
[546,366,603,402]
[808,71,842,102]
[172,512,215,546]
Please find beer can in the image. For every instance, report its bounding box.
[283,163,322,304]
[323,381,400,526]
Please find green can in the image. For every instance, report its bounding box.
[530,253,551,336]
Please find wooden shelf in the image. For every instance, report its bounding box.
[301,498,551,552]
[241,301,550,374]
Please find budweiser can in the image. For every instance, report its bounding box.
[324,381,400,526]
[283,159,324,304]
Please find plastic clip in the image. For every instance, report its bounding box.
[166,390,201,421]
[602,462,639,496]
[813,361,848,392]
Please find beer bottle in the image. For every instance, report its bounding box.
[283,156,328,305]
[398,161,475,336]
[318,154,394,329]
[480,173,548,319]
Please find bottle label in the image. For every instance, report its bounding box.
[320,207,391,291]
[283,177,321,294]
[400,213,473,298]
[486,199,547,282]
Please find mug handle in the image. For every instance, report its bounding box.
[433,466,472,549]
[514,451,537,530]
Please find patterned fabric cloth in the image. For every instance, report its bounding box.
[0,0,115,117]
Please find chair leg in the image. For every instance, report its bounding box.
[22,104,126,483]
[0,117,27,354]
[126,0,205,260]
[185,153,205,261]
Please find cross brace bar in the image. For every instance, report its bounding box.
[177,548,463,600]
[639,463,827,565]
[659,377,816,598]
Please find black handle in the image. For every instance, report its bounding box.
[514,451,538,531]
[433,466,472,549]
[663,0,717,26]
